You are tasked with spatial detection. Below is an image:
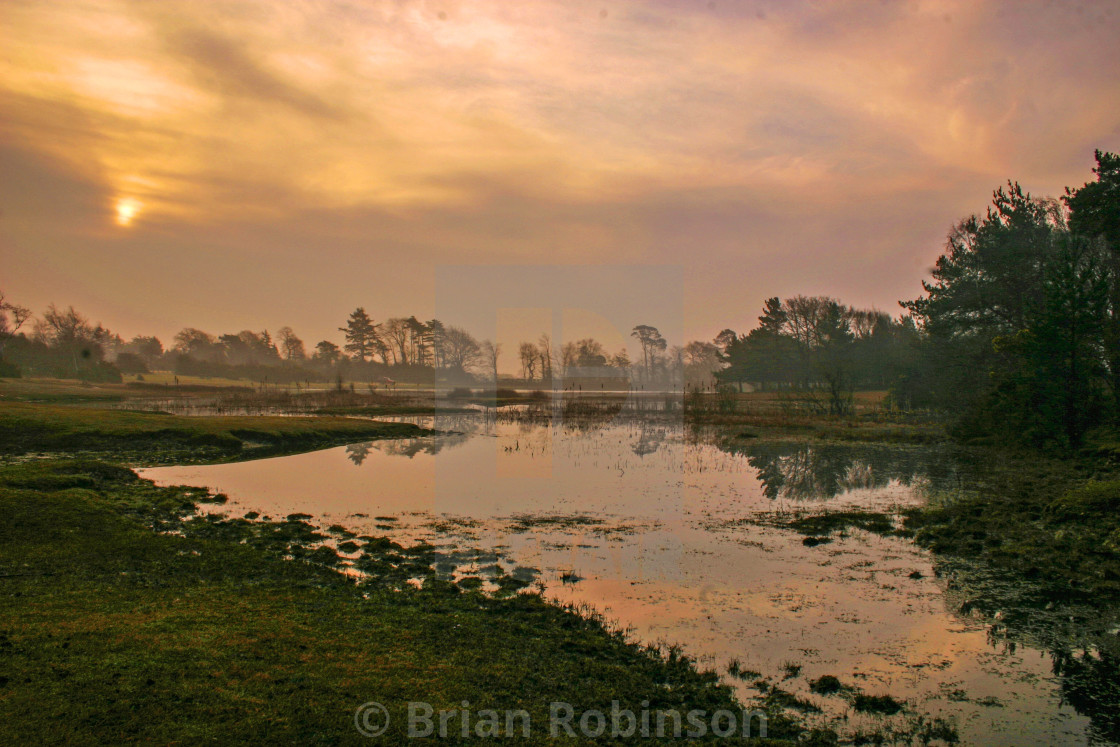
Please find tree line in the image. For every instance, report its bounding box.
[715,296,919,414]
[0,298,720,388]
[897,151,1120,447]
[714,150,1120,448]
[2,149,1116,447]
[0,305,491,385]
[503,327,729,389]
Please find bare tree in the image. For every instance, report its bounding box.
[537,333,553,381]
[682,340,722,388]
[518,341,538,380]
[559,341,578,377]
[33,304,117,374]
[276,326,306,361]
[382,318,412,365]
[441,325,483,372]
[480,340,501,383]
[0,291,32,359]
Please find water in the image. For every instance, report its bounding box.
[139,415,1108,744]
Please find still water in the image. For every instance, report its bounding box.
[139,414,1109,744]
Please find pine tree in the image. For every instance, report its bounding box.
[339,308,380,363]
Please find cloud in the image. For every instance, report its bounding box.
[0,0,1118,343]
[160,25,346,120]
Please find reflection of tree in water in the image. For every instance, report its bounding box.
[433,412,488,434]
[345,442,373,465]
[371,433,470,458]
[631,424,667,457]
[935,554,1120,743]
[731,442,938,500]
[344,432,471,464]
[1055,645,1120,742]
[494,396,681,432]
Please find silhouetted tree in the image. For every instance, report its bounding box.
[381,317,412,365]
[276,327,306,361]
[441,325,482,372]
[683,340,722,388]
[1065,150,1120,417]
[340,308,380,363]
[32,304,120,380]
[0,291,31,363]
[425,319,446,369]
[312,340,341,366]
[480,340,501,383]
[121,335,163,366]
[173,328,220,360]
[537,333,553,381]
[902,178,1113,446]
[519,341,538,380]
[631,325,666,382]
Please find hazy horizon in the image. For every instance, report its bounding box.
[2,0,1119,347]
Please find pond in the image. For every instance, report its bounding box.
[139,413,1114,744]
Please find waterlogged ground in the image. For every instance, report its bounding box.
[141,412,1102,744]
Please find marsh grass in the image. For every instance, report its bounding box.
[0,460,814,744]
[904,457,1120,599]
[0,401,431,461]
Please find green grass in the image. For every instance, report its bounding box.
[712,418,946,447]
[123,372,429,391]
[904,461,1120,599]
[0,460,808,744]
[0,377,128,404]
[0,401,430,460]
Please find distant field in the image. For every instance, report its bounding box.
[0,374,431,402]
[0,377,129,403]
[123,371,429,390]
[728,389,890,406]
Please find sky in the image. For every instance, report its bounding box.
[2,0,1119,352]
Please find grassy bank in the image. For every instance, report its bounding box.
[0,401,429,461]
[0,461,810,744]
[718,419,946,446]
[686,390,947,445]
[0,377,130,404]
[904,455,1120,600]
[752,448,1120,601]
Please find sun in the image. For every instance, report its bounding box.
[115,197,142,227]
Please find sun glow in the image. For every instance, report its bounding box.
[115,197,142,226]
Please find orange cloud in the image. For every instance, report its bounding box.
[0,0,1117,343]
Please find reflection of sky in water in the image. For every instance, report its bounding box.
[140,419,1093,745]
